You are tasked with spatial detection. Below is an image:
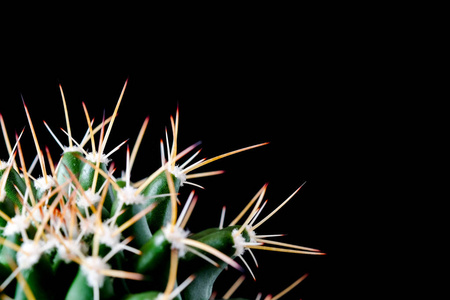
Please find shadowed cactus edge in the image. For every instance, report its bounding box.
[0,80,325,300]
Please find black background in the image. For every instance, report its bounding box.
[0,11,365,299]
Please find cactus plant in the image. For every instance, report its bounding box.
[0,80,324,300]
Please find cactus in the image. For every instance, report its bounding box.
[0,80,324,300]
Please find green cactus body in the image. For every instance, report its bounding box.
[180,226,251,300]
[0,233,20,262]
[78,159,114,213]
[136,229,170,275]
[131,228,176,294]
[51,255,79,299]
[0,167,27,210]
[0,193,15,235]
[183,226,249,263]
[125,290,183,300]
[113,201,153,250]
[84,163,114,212]
[141,172,181,233]
[182,261,227,300]
[0,233,20,286]
[111,180,152,249]
[123,291,161,300]
[65,265,115,300]
[14,253,55,300]
[0,83,322,300]
[56,151,84,187]
[78,160,106,191]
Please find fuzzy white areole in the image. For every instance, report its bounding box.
[162,224,190,257]
[16,240,47,270]
[0,160,10,171]
[76,188,101,209]
[81,256,111,288]
[118,185,146,206]
[34,175,56,194]
[3,214,30,237]
[84,152,111,166]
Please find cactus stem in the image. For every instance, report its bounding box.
[112,202,158,237]
[76,154,123,192]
